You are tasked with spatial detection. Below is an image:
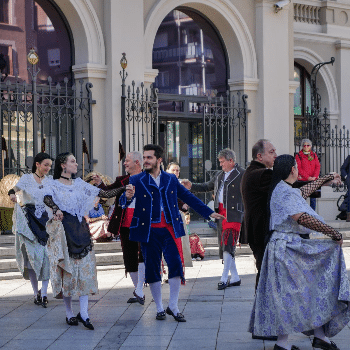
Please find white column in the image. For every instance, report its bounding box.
[255,0,292,155]
[103,0,145,178]
[335,40,350,131]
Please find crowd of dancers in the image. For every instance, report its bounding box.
[8,140,350,350]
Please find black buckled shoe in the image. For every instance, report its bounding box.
[166,306,186,322]
[228,279,241,287]
[76,312,94,330]
[218,278,230,290]
[133,291,145,305]
[156,311,166,320]
[127,297,138,303]
[34,290,42,305]
[312,337,340,350]
[66,317,78,326]
[41,296,48,308]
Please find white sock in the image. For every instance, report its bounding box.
[135,263,145,298]
[41,280,49,297]
[149,281,163,313]
[220,252,231,283]
[79,295,89,321]
[28,269,38,296]
[229,256,240,283]
[314,326,330,344]
[276,334,290,350]
[168,276,181,315]
[129,271,138,289]
[63,296,74,319]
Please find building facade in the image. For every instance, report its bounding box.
[1,0,350,184]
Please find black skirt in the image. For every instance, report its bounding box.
[23,204,49,246]
[61,211,93,259]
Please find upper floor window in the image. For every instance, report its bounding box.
[0,0,11,24]
[152,9,228,96]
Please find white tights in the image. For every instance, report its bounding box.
[27,269,49,297]
[63,295,89,321]
[220,251,239,283]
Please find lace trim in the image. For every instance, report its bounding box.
[69,242,93,259]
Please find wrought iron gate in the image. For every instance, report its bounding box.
[121,70,249,180]
[0,76,94,178]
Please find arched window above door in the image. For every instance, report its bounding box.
[152,8,228,96]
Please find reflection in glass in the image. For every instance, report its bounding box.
[153,9,227,97]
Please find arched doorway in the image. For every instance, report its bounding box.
[0,0,92,177]
[152,8,230,185]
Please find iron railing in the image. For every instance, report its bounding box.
[0,76,94,178]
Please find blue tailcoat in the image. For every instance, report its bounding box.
[119,171,213,243]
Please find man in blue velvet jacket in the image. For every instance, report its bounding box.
[120,144,224,322]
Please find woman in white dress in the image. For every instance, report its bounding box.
[8,152,52,307]
[43,152,125,330]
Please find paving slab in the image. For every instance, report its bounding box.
[1,248,350,349]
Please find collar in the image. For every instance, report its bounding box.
[249,160,267,169]
[150,172,161,182]
[224,165,236,176]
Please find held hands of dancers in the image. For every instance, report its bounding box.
[325,172,341,186]
[180,179,192,190]
[125,184,135,200]
[210,212,226,220]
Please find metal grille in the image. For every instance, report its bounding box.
[0,76,94,177]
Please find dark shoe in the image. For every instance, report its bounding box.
[127,297,138,303]
[156,310,166,320]
[166,306,186,322]
[273,345,300,350]
[133,291,145,305]
[76,312,94,330]
[66,317,78,326]
[34,290,42,305]
[228,279,241,287]
[218,278,230,290]
[252,334,278,341]
[41,296,48,308]
[312,337,340,350]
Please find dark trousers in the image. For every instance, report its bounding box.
[249,243,265,290]
[141,227,183,284]
[120,227,144,273]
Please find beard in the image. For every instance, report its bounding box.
[144,162,158,173]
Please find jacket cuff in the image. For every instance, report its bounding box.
[119,192,134,209]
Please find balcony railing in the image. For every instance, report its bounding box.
[294,3,321,24]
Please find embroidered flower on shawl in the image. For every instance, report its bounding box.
[282,293,294,308]
[317,276,327,290]
[302,269,316,283]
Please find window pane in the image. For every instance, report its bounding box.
[153,9,227,96]
[294,67,301,116]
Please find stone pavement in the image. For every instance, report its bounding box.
[1,247,350,350]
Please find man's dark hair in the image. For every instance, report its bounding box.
[143,144,164,159]
[252,139,269,160]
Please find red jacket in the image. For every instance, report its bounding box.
[295,150,320,181]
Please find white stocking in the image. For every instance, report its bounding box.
[229,256,240,283]
[276,334,290,350]
[314,326,330,344]
[135,262,145,298]
[168,276,181,315]
[149,281,163,313]
[27,269,38,296]
[129,271,138,289]
[220,251,232,283]
[63,296,74,319]
[41,280,49,297]
[79,295,89,321]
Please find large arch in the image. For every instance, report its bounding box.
[54,0,106,75]
[294,46,339,115]
[144,0,258,84]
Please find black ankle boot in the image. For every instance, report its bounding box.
[41,296,48,308]
[34,290,42,305]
